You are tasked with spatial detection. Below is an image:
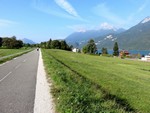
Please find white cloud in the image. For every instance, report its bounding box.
[138,4,145,12]
[0,19,17,27]
[33,0,87,21]
[67,22,118,33]
[92,3,125,26]
[138,0,148,13]
[124,0,149,27]
[54,0,79,17]
[67,24,87,32]
[100,23,113,29]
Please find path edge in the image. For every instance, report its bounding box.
[34,49,55,113]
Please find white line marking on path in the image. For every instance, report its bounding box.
[15,64,21,69]
[23,59,27,62]
[0,72,12,83]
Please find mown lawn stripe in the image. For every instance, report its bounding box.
[49,49,150,112]
[42,49,138,113]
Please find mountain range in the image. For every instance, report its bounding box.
[65,17,150,50]
[66,26,125,48]
[22,38,36,44]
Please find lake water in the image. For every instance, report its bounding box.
[128,50,150,55]
[99,50,150,55]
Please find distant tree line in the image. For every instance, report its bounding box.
[40,39,72,51]
[82,39,97,54]
[82,39,120,57]
[101,42,119,56]
[23,43,39,48]
[0,36,23,49]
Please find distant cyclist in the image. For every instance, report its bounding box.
[37,48,39,51]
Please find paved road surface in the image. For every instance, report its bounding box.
[0,50,39,113]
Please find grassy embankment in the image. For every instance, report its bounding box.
[42,49,150,113]
[0,48,33,64]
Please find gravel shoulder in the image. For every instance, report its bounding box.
[34,49,55,113]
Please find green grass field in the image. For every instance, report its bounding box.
[42,49,150,113]
[0,49,27,57]
[0,49,33,63]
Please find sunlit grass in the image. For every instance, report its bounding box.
[42,49,150,113]
[0,49,27,57]
[0,48,33,63]
[43,50,150,112]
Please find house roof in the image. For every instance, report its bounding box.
[120,50,129,54]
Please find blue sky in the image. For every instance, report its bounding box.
[0,0,150,43]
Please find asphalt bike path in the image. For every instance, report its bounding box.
[0,50,39,113]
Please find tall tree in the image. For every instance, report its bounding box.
[51,40,61,49]
[0,37,2,47]
[82,46,88,54]
[40,42,47,48]
[113,42,119,56]
[2,37,12,48]
[47,38,52,49]
[10,36,17,48]
[60,40,67,50]
[2,36,23,49]
[14,40,23,49]
[102,47,108,54]
[87,39,97,54]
